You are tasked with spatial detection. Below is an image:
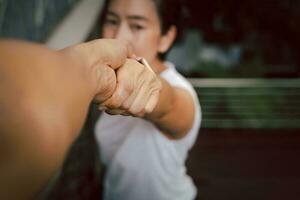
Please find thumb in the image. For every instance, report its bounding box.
[126,43,136,59]
[84,39,130,70]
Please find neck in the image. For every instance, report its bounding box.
[150,58,167,75]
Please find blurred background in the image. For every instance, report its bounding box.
[1,0,300,199]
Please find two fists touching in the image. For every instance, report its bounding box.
[70,39,162,117]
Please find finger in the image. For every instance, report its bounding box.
[120,112,131,116]
[106,39,129,70]
[98,105,107,111]
[128,84,156,116]
[121,78,144,110]
[116,59,145,109]
[105,109,127,115]
[144,90,160,114]
[102,84,132,109]
[93,65,117,103]
[126,44,136,59]
[113,40,136,60]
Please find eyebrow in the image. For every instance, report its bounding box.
[127,15,149,22]
[107,11,119,18]
[107,11,149,22]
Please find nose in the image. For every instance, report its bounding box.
[115,23,132,43]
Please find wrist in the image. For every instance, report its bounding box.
[145,78,174,120]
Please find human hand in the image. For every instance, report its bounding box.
[99,58,162,117]
[61,39,133,103]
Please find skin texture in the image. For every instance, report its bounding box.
[0,38,161,199]
[101,58,162,117]
[99,0,196,139]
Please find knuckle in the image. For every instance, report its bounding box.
[107,100,120,109]
[124,84,134,94]
[122,102,131,110]
[129,106,140,115]
[137,109,146,117]
[106,96,122,109]
[125,59,137,68]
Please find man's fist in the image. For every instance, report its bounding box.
[100,59,162,117]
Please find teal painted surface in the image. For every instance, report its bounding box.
[0,0,80,42]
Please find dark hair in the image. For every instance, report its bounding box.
[99,0,185,60]
[152,0,185,60]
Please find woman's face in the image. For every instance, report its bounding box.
[101,0,165,63]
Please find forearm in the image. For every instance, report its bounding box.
[0,40,100,199]
[145,78,195,139]
[96,56,194,139]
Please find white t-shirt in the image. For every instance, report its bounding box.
[95,62,201,200]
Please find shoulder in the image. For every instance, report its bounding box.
[161,61,199,103]
[160,62,193,89]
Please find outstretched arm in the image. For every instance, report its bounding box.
[98,58,195,140]
[0,39,129,199]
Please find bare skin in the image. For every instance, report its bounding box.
[100,0,195,139]
[0,39,161,199]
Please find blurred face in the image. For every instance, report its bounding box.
[101,0,165,64]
